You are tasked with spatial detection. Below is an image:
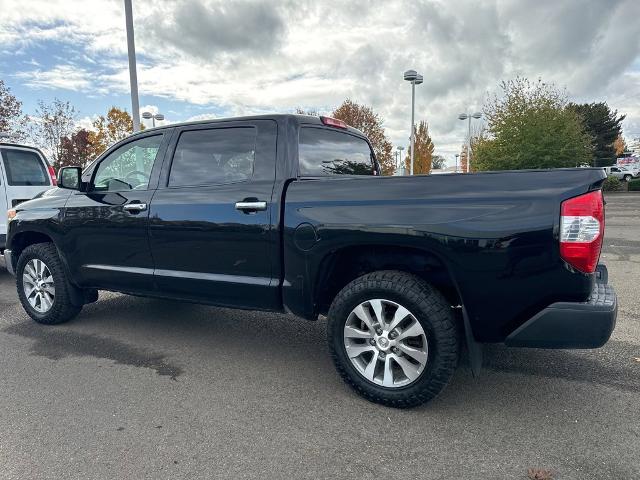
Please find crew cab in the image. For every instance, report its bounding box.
[1,142,57,251]
[4,114,617,407]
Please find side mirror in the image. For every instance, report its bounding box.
[58,166,82,190]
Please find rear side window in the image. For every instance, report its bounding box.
[1,149,49,186]
[299,127,375,176]
[169,127,256,187]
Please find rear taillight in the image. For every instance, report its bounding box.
[48,166,57,186]
[559,190,604,273]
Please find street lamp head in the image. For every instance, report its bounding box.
[414,74,423,85]
[397,146,404,151]
[154,114,165,121]
[458,113,468,120]
[403,69,418,82]
[472,112,482,119]
[141,111,153,119]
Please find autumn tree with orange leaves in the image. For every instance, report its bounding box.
[332,99,395,175]
[404,120,435,174]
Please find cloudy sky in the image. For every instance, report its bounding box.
[1,0,639,165]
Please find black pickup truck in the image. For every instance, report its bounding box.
[4,114,617,407]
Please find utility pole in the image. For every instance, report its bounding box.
[124,0,141,132]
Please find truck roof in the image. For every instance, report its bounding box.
[129,113,367,139]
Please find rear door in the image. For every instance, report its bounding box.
[61,132,170,293]
[148,120,280,309]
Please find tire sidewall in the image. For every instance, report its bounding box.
[328,274,457,405]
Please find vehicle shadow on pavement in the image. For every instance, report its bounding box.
[3,292,637,411]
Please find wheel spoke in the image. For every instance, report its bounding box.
[344,326,372,339]
[382,356,394,387]
[25,264,36,280]
[346,344,375,359]
[388,305,410,331]
[398,343,428,365]
[43,285,55,295]
[363,350,379,381]
[40,292,52,311]
[352,304,375,330]
[369,299,384,328]
[396,320,423,341]
[24,285,37,298]
[394,355,421,382]
[37,260,46,276]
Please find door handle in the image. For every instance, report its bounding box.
[123,202,148,212]
[235,201,267,212]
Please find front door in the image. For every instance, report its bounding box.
[148,120,280,310]
[60,132,170,293]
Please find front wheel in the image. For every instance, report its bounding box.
[624,175,632,182]
[16,243,82,325]
[327,270,459,408]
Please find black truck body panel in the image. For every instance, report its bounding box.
[5,114,615,347]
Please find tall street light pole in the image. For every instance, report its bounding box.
[124,0,141,132]
[458,111,481,172]
[404,70,423,175]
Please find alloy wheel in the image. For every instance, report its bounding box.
[343,298,428,388]
[23,259,56,313]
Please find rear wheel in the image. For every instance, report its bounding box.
[16,243,82,325]
[327,270,459,408]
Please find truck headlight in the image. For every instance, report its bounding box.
[7,209,16,222]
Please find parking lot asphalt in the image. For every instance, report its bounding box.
[0,193,639,480]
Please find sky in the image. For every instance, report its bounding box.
[1,0,639,166]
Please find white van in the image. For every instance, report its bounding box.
[0,143,57,252]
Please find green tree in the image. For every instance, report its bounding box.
[0,80,27,141]
[404,120,435,174]
[567,102,625,167]
[332,99,394,175]
[473,78,592,171]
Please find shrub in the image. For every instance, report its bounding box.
[602,175,623,192]
[628,178,640,191]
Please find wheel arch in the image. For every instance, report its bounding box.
[314,244,463,316]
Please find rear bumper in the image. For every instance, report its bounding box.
[3,248,14,275]
[505,280,617,349]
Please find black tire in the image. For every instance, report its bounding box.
[16,243,82,325]
[327,270,459,408]
[624,175,632,182]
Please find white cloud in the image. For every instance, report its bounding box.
[15,65,93,91]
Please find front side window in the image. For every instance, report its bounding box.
[93,135,162,192]
[169,127,256,187]
[1,149,49,186]
[299,127,375,176]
